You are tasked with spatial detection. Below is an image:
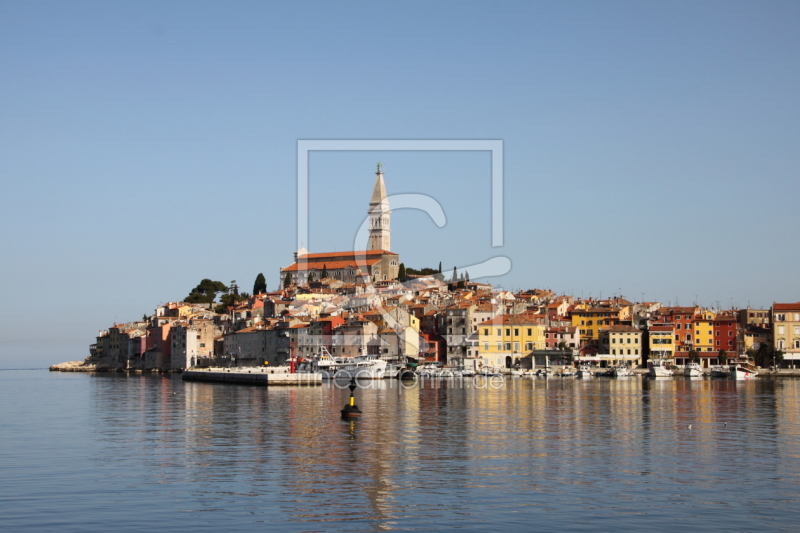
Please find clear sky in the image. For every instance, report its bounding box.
[1,1,799,367]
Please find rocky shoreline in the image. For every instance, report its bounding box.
[48,360,177,373]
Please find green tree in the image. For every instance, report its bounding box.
[755,342,772,367]
[689,350,700,363]
[219,291,248,310]
[398,263,406,281]
[284,272,292,288]
[308,272,315,283]
[185,279,228,305]
[438,261,442,273]
[321,264,328,279]
[253,273,267,295]
[452,266,457,283]
[718,349,727,365]
[558,341,568,351]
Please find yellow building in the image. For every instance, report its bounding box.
[693,312,716,353]
[743,325,770,351]
[477,314,546,369]
[774,302,800,366]
[571,305,631,343]
[605,325,642,358]
[648,324,675,360]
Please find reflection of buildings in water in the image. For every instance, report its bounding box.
[773,380,800,467]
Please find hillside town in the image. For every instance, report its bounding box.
[77,166,800,373]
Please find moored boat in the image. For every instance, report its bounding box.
[710,365,730,378]
[612,365,634,377]
[648,358,672,378]
[684,362,703,377]
[730,363,758,380]
[576,364,593,378]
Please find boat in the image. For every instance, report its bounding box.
[560,367,576,378]
[684,362,703,377]
[510,368,524,377]
[576,364,593,378]
[312,351,388,380]
[648,358,672,378]
[612,365,634,377]
[730,362,758,380]
[710,365,730,378]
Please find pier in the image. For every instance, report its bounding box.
[181,368,322,386]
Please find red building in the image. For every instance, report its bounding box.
[712,314,738,353]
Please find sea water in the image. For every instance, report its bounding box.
[1,370,799,532]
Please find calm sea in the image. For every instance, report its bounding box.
[2,370,800,532]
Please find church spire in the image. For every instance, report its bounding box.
[368,163,391,251]
[370,162,387,204]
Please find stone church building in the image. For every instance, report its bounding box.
[280,165,399,287]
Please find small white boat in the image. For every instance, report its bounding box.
[612,365,634,377]
[648,359,672,378]
[576,364,593,378]
[684,362,703,377]
[560,368,576,378]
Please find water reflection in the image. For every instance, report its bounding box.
[82,374,800,531]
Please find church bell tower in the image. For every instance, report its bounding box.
[368,163,391,251]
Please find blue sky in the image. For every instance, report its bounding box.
[1,1,799,367]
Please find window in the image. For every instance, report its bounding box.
[581,320,585,326]
[505,329,511,336]
[504,342,511,351]
[716,340,720,346]
[514,329,519,336]
[795,326,800,335]
[496,329,501,336]
[716,330,720,337]
[588,329,594,336]
[526,342,533,350]
[484,329,489,336]
[627,349,631,355]
[484,342,489,351]
[497,342,502,351]
[588,320,593,325]
[686,334,692,341]
[795,340,800,349]
[527,328,532,336]
[634,349,639,355]
[776,313,786,321]
[778,326,785,335]
[612,349,616,355]
[514,342,520,352]
[627,338,631,344]
[612,338,616,344]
